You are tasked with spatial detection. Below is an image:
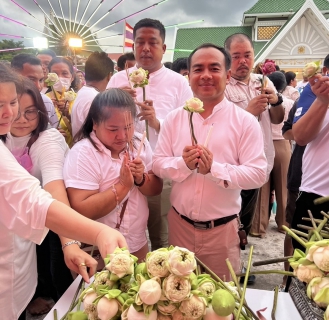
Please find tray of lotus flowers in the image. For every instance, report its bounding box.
[61,244,273,320]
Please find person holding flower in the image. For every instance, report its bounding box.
[108,18,193,252]
[152,43,267,280]
[0,63,127,320]
[63,89,163,262]
[46,57,76,147]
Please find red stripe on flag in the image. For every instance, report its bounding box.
[125,22,134,48]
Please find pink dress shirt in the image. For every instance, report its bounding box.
[225,73,276,180]
[152,98,267,222]
[63,132,153,253]
[108,65,193,150]
[271,97,294,140]
[0,141,53,319]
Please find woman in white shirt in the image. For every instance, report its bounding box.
[282,71,299,101]
[63,89,163,262]
[0,63,127,319]
[5,78,78,315]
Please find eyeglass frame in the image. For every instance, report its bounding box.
[16,109,43,121]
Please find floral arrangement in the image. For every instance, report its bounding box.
[129,68,150,139]
[183,98,204,145]
[63,246,263,320]
[44,72,59,87]
[261,59,276,76]
[303,61,321,78]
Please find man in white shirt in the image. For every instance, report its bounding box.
[152,43,267,279]
[37,49,57,94]
[108,18,193,250]
[11,54,59,128]
[224,34,284,238]
[71,52,114,137]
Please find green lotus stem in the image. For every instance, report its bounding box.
[271,286,278,320]
[56,101,68,129]
[60,300,78,320]
[225,259,243,297]
[54,309,58,320]
[237,270,294,277]
[62,277,83,320]
[195,257,259,319]
[291,229,309,238]
[314,196,329,205]
[297,224,313,231]
[281,225,307,248]
[307,210,322,240]
[142,87,149,140]
[302,217,323,224]
[320,211,329,219]
[316,215,328,232]
[321,232,329,239]
[236,246,253,320]
[252,256,292,267]
[52,86,59,102]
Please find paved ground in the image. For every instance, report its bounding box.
[27,214,285,320]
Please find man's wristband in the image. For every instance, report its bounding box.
[134,173,146,187]
[270,93,283,107]
[62,240,81,250]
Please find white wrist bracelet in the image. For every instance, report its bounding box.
[62,240,81,250]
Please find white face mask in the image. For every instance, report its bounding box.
[53,77,71,91]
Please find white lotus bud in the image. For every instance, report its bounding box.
[294,264,324,284]
[138,278,162,305]
[127,305,157,320]
[162,274,191,302]
[179,294,207,319]
[167,247,197,277]
[96,297,119,320]
[146,248,170,278]
[204,306,233,319]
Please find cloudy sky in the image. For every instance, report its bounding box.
[0,0,257,61]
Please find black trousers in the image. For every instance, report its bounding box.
[239,189,259,235]
[33,231,73,302]
[291,191,329,251]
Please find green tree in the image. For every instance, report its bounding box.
[0,39,37,62]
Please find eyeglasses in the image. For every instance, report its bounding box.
[17,109,41,121]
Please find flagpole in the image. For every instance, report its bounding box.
[123,20,126,54]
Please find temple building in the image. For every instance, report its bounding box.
[174,0,329,77]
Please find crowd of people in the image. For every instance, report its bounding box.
[1,17,329,319]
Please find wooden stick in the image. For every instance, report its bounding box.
[291,229,309,238]
[125,61,133,90]
[204,123,214,148]
[136,131,146,159]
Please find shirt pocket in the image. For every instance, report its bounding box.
[227,93,247,104]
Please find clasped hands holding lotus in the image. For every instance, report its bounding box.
[183,145,213,174]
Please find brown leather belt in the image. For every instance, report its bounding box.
[173,207,237,230]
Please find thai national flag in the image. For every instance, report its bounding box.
[124,22,134,48]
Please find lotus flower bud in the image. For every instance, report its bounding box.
[303,61,321,78]
[146,248,170,278]
[129,68,149,88]
[307,243,329,272]
[157,313,171,320]
[97,297,119,320]
[172,310,184,320]
[204,306,233,319]
[105,248,135,279]
[224,282,239,298]
[307,277,329,300]
[261,59,276,76]
[179,294,207,319]
[82,290,98,319]
[126,305,157,320]
[313,286,329,309]
[93,270,111,286]
[183,98,205,113]
[293,264,324,283]
[67,311,88,320]
[45,73,59,87]
[162,274,191,302]
[167,246,197,277]
[157,299,179,315]
[211,289,235,317]
[138,278,162,305]
[64,90,77,102]
[197,277,217,297]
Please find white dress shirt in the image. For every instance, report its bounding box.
[63,132,153,253]
[108,65,193,150]
[0,141,53,319]
[152,98,267,222]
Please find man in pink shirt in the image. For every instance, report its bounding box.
[224,34,284,239]
[152,43,267,279]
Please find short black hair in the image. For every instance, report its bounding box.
[133,18,165,43]
[37,49,57,58]
[84,52,114,82]
[117,52,135,70]
[224,33,254,51]
[268,71,287,92]
[187,43,231,71]
[323,54,329,68]
[172,57,188,73]
[285,71,296,86]
[163,61,172,69]
[11,54,41,71]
